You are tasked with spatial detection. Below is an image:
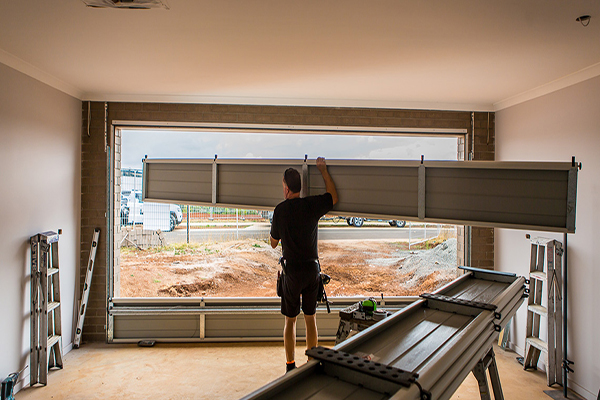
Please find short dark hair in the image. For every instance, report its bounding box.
[283,168,301,193]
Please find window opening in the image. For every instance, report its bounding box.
[115,129,462,299]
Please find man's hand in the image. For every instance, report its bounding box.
[316,157,327,173]
[316,156,338,205]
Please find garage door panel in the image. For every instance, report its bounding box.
[111,307,348,341]
[205,314,283,338]
[316,165,418,217]
[218,164,290,207]
[114,315,199,339]
[148,184,213,203]
[143,158,578,233]
[426,174,568,199]
[426,208,567,229]
[426,194,567,219]
[145,162,213,203]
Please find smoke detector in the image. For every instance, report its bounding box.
[81,0,170,9]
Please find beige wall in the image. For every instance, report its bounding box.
[496,75,600,399]
[0,62,81,382]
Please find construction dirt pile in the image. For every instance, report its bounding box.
[119,238,458,298]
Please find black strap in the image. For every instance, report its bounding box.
[322,285,331,313]
[278,257,286,275]
[280,257,321,271]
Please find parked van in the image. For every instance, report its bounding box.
[120,190,183,231]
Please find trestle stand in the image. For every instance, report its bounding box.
[472,348,503,400]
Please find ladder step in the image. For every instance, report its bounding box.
[48,302,61,312]
[530,271,546,281]
[530,237,555,246]
[525,238,563,387]
[48,268,59,276]
[526,337,548,352]
[47,335,61,348]
[527,304,547,316]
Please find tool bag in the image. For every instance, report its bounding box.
[277,257,285,297]
[277,270,284,297]
[318,273,332,313]
[277,258,331,312]
[317,273,331,302]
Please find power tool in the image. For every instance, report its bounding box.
[1,366,27,400]
[335,298,392,344]
[319,273,332,313]
[359,297,377,315]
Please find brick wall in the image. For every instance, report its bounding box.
[470,112,495,269]
[456,112,496,269]
[80,102,494,341]
[456,135,466,267]
[81,101,108,342]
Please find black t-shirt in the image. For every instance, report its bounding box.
[270,193,333,262]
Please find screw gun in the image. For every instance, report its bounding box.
[1,366,27,400]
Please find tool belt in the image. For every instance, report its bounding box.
[276,257,287,297]
[277,257,331,313]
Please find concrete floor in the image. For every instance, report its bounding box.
[16,342,573,400]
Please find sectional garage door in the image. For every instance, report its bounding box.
[109,156,578,342]
[142,158,578,233]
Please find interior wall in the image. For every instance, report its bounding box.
[0,62,81,383]
[495,75,600,399]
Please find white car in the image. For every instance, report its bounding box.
[345,217,406,228]
[120,191,183,231]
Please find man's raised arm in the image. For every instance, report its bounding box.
[316,157,338,205]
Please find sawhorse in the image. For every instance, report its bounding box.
[472,348,504,400]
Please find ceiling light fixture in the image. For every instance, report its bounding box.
[576,15,591,27]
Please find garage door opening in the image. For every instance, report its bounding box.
[114,128,464,299]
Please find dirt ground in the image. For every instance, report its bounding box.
[119,237,458,298]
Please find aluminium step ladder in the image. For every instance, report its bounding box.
[30,231,63,386]
[524,237,563,386]
[74,229,100,348]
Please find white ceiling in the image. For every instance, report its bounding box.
[1,1,599,111]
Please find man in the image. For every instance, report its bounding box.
[270,157,338,373]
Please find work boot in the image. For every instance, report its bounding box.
[285,361,296,373]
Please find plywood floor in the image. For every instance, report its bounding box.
[16,342,573,400]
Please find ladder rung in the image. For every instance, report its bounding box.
[48,302,61,312]
[47,335,61,348]
[530,271,546,281]
[526,337,548,352]
[530,237,555,246]
[528,304,547,316]
[48,268,59,276]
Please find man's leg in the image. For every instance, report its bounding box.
[284,316,297,365]
[304,313,318,353]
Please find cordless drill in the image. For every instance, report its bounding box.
[1,366,27,400]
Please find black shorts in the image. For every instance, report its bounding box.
[280,261,320,318]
